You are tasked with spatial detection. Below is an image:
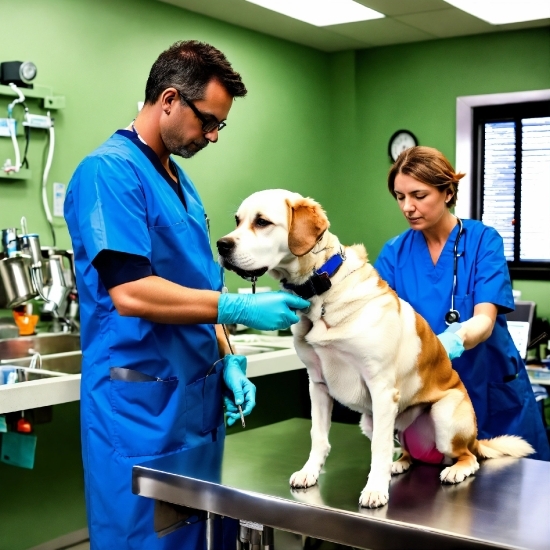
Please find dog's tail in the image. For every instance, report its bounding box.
[472,436,535,459]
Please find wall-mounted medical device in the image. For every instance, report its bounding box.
[0,61,37,88]
[0,73,60,246]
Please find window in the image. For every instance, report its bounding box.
[472,100,550,280]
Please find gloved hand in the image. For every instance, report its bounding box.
[437,323,465,360]
[218,291,310,331]
[222,355,256,426]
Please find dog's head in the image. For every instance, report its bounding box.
[217,189,329,280]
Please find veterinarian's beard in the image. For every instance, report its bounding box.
[164,135,209,159]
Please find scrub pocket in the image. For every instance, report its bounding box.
[487,374,526,434]
[109,367,184,457]
[186,364,224,436]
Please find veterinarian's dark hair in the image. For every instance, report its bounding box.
[387,146,464,209]
[144,40,247,104]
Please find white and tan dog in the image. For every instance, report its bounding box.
[217,189,534,508]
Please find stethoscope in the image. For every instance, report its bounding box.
[445,217,464,326]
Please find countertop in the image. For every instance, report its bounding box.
[0,335,304,414]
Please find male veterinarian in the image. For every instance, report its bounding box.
[64,40,309,550]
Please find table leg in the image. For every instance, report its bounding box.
[206,512,219,550]
[262,526,274,549]
[251,528,261,550]
[239,524,251,549]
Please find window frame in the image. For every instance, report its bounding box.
[455,90,550,281]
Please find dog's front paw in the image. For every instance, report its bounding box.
[289,469,319,488]
[359,488,389,508]
[391,456,412,475]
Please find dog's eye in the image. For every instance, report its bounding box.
[255,218,272,228]
[235,216,240,227]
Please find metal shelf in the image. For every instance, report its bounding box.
[0,84,65,109]
[0,168,32,181]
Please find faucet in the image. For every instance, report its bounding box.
[0,222,79,333]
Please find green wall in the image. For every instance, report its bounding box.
[325,28,550,318]
[0,1,334,548]
[0,0,549,547]
[0,0,333,293]
[329,29,550,252]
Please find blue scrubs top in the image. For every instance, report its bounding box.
[65,131,236,549]
[374,219,549,460]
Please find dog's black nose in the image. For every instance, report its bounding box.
[217,238,235,256]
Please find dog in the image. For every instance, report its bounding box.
[217,189,534,508]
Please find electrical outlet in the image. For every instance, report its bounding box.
[0,118,16,137]
[53,183,66,217]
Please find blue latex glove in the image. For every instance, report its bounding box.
[437,323,465,360]
[222,355,256,426]
[218,291,310,331]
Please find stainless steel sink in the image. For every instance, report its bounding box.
[0,333,81,357]
[0,333,82,375]
[230,334,294,356]
[0,333,83,414]
[232,344,288,355]
[0,332,293,377]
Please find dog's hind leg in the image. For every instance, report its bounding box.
[392,416,413,476]
[431,389,479,483]
[360,412,410,474]
[359,384,399,508]
[290,378,333,488]
[391,448,413,475]
[391,406,425,475]
[440,447,478,484]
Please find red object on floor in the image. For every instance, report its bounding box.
[16,417,32,433]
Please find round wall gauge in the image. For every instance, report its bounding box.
[19,61,37,84]
[388,130,418,162]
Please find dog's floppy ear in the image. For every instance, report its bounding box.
[286,197,329,257]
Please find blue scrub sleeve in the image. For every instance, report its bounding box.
[92,250,152,289]
[373,240,396,290]
[73,155,152,262]
[472,227,514,314]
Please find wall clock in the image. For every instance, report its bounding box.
[388,130,418,162]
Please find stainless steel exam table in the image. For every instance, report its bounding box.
[133,418,550,549]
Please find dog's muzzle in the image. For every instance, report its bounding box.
[216,237,268,280]
[217,237,235,257]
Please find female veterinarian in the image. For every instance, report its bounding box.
[64,41,309,550]
[374,146,550,462]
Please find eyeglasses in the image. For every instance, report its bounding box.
[177,91,226,133]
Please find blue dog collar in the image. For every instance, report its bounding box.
[282,251,345,299]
